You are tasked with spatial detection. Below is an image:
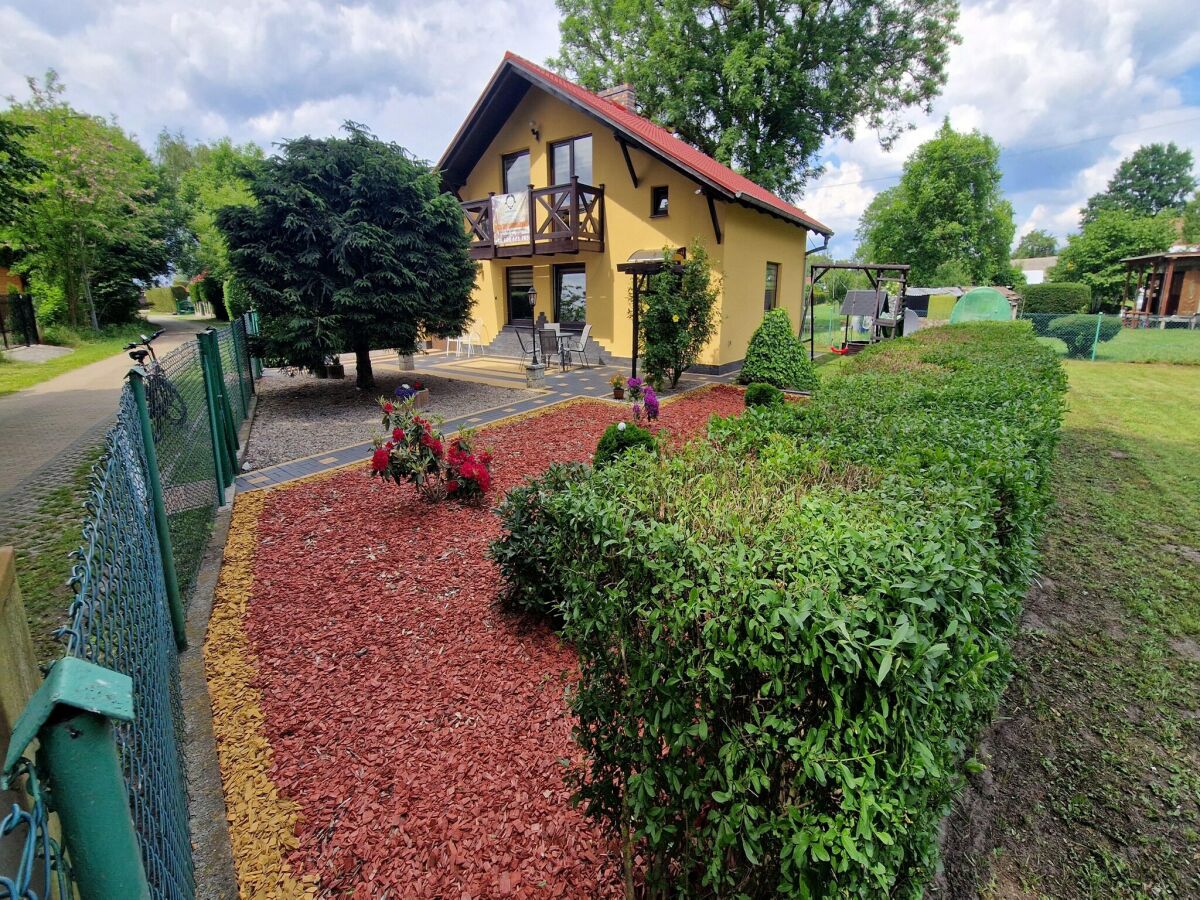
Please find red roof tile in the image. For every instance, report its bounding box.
[495,52,831,236]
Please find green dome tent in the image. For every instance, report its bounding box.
[949,287,1012,323]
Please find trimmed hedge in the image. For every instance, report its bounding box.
[593,421,656,469]
[744,382,784,407]
[738,308,817,391]
[1020,282,1090,315]
[491,321,1065,897]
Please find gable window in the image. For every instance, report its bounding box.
[554,264,587,326]
[650,185,669,217]
[502,150,530,193]
[549,135,593,185]
[764,262,780,312]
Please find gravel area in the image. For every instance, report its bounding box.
[243,365,537,470]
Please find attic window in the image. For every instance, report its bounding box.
[650,185,669,217]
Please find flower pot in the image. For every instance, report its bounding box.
[326,362,346,379]
[612,387,625,400]
[312,364,328,379]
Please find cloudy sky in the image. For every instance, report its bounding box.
[2,0,1198,257]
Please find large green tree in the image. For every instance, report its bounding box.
[217,124,476,390]
[1182,191,1200,243]
[855,120,1016,285]
[1082,143,1196,225]
[0,119,39,227]
[552,0,959,195]
[3,71,170,326]
[1014,228,1058,258]
[1051,209,1175,310]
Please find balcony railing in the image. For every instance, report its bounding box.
[462,177,605,260]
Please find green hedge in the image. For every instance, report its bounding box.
[744,382,784,407]
[593,421,656,469]
[1045,313,1120,358]
[738,308,817,390]
[1020,282,1090,315]
[491,321,1065,896]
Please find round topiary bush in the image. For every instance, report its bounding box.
[594,421,657,469]
[744,382,784,408]
[737,309,817,391]
[1046,314,1121,358]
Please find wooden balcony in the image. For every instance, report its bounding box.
[462,177,605,260]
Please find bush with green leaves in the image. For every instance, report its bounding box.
[743,382,783,407]
[593,421,656,470]
[1045,313,1121,358]
[638,243,720,388]
[738,308,817,390]
[494,321,1065,897]
[1020,282,1091,315]
[488,462,589,619]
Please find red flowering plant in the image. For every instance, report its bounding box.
[369,398,492,502]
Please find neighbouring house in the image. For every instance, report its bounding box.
[1121,245,1200,319]
[0,267,24,297]
[1013,256,1057,285]
[438,52,832,373]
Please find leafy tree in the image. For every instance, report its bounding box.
[552,0,959,195]
[1182,191,1200,243]
[218,124,476,390]
[638,242,719,388]
[856,120,1016,285]
[0,119,39,227]
[1082,143,1196,225]
[3,71,169,327]
[1014,228,1058,258]
[1050,209,1174,310]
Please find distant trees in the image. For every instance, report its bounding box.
[855,120,1016,285]
[218,125,476,390]
[1051,209,1175,310]
[1014,229,1058,258]
[2,71,170,326]
[1182,191,1200,243]
[553,0,960,195]
[1081,143,1196,225]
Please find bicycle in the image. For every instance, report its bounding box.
[126,330,189,439]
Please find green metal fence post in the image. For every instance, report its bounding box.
[1090,312,1104,361]
[127,368,187,650]
[248,311,263,379]
[198,335,229,501]
[200,330,238,480]
[3,658,149,900]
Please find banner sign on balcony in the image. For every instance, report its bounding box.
[492,192,530,246]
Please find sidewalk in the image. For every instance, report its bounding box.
[0,315,217,531]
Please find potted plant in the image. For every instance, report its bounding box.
[610,373,626,399]
[325,355,346,379]
[394,380,430,409]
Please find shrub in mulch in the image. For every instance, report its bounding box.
[370,397,492,501]
[217,385,745,897]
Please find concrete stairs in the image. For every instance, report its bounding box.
[480,326,617,366]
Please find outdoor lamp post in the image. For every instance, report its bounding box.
[527,285,541,366]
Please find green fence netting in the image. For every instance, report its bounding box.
[1020,313,1200,364]
[60,386,194,900]
[216,321,253,426]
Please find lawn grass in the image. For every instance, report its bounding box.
[1036,325,1200,364]
[938,361,1200,897]
[0,323,147,395]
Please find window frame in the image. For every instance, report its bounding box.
[764,262,781,312]
[553,263,588,327]
[650,185,669,218]
[547,134,594,186]
[505,265,535,325]
[501,149,531,194]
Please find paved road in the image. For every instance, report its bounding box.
[0,315,215,518]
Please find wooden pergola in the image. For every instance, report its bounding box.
[617,249,686,378]
[802,262,910,359]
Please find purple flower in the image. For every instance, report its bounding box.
[632,402,643,420]
[626,377,643,389]
[643,387,660,421]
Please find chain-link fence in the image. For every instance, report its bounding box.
[2,316,258,900]
[1020,312,1200,364]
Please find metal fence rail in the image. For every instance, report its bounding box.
[2,315,259,900]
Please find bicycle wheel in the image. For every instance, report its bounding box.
[147,372,189,434]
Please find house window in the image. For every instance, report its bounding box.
[764,262,780,311]
[554,264,587,325]
[650,185,669,217]
[502,150,530,193]
[506,266,534,325]
[549,135,593,185]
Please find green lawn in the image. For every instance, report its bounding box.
[0,323,148,395]
[939,361,1200,897]
[1036,325,1200,365]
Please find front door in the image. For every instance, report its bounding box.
[555,264,587,329]
[507,266,534,327]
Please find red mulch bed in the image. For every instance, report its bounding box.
[244,386,744,896]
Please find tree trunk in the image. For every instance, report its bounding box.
[354,338,374,391]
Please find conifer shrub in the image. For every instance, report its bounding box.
[738,308,817,390]
[743,382,784,407]
[593,421,656,470]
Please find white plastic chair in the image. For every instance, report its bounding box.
[561,323,594,368]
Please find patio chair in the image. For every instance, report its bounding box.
[514,326,539,366]
[561,323,594,368]
[539,327,564,371]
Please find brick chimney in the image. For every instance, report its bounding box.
[598,83,637,111]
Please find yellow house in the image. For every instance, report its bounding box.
[438,53,832,374]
